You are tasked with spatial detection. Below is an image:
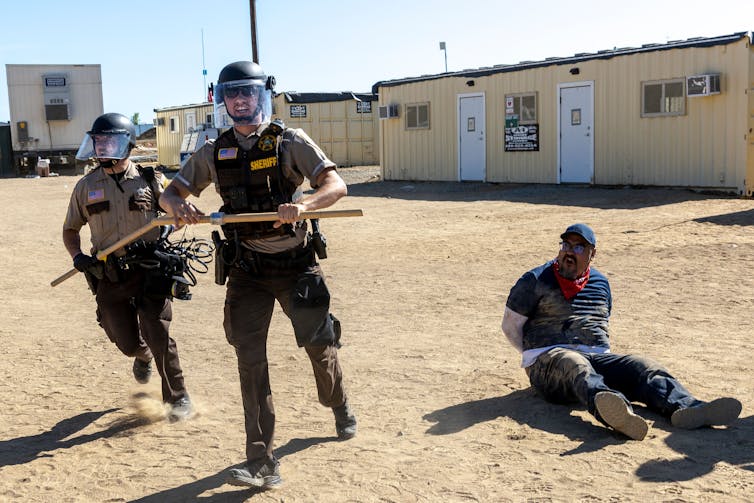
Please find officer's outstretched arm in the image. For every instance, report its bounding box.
[274,168,347,227]
[160,181,204,226]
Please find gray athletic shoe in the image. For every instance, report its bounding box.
[671,397,742,429]
[227,457,282,490]
[168,396,193,422]
[132,358,152,384]
[333,401,357,440]
[594,391,649,441]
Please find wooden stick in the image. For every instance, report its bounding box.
[50,209,363,287]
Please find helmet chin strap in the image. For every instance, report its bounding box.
[98,159,121,169]
[228,103,264,125]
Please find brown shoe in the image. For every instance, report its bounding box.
[595,391,649,441]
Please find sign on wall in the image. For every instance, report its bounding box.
[290,104,307,118]
[356,101,372,113]
[505,124,539,151]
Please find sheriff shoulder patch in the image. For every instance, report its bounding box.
[218,147,238,160]
[257,135,277,152]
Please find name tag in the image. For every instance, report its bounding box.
[218,147,238,160]
[87,189,105,202]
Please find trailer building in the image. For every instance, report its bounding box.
[373,31,754,196]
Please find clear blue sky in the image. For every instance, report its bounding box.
[1,0,751,124]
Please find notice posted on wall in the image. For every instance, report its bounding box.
[505,124,539,152]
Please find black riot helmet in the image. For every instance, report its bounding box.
[76,113,136,162]
[214,61,275,128]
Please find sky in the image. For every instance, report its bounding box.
[1,0,752,124]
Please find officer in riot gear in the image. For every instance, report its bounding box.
[160,61,356,491]
[63,112,193,421]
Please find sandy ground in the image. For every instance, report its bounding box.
[1,166,753,502]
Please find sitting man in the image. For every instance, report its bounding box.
[501,223,741,440]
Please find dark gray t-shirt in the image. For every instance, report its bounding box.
[506,261,612,351]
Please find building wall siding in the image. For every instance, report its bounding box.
[6,64,103,151]
[377,35,754,194]
[273,95,379,166]
[154,103,213,167]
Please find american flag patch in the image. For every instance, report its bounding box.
[87,189,105,201]
[218,148,238,160]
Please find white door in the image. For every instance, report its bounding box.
[559,84,593,183]
[458,94,485,181]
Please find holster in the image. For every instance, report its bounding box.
[83,270,99,295]
[309,219,327,259]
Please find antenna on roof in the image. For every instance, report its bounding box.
[201,28,208,101]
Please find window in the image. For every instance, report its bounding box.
[642,79,685,117]
[206,113,213,126]
[169,115,179,133]
[506,93,537,124]
[405,103,430,129]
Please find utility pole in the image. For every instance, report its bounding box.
[439,41,448,73]
[250,0,259,63]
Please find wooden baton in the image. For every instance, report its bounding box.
[50,209,363,287]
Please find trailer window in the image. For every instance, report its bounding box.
[406,103,430,129]
[506,93,538,124]
[642,79,685,117]
[169,116,179,133]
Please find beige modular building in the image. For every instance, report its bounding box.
[153,102,215,167]
[273,92,379,166]
[373,31,754,196]
[5,64,103,172]
[154,92,379,169]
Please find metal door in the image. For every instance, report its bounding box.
[559,84,593,183]
[458,94,485,181]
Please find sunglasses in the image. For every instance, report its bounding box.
[559,241,589,255]
[223,86,258,99]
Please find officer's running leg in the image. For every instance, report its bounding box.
[137,294,187,404]
[96,276,153,363]
[224,269,277,464]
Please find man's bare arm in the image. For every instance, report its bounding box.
[502,307,528,354]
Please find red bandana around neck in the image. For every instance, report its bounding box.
[553,260,590,300]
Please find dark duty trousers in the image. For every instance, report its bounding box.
[525,347,701,420]
[96,271,187,404]
[223,264,347,465]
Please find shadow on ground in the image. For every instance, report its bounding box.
[345,177,738,210]
[0,408,148,467]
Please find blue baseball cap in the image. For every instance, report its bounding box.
[560,223,596,246]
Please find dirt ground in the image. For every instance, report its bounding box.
[1,166,753,502]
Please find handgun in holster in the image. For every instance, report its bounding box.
[211,230,229,285]
[309,219,327,259]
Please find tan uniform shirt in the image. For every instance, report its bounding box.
[174,124,336,254]
[63,161,165,254]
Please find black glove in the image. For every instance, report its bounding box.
[73,253,104,279]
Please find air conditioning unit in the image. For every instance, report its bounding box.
[154,117,166,126]
[687,74,721,97]
[378,104,399,119]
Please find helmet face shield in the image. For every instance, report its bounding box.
[214,78,272,127]
[76,132,132,161]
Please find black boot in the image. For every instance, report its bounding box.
[333,400,357,440]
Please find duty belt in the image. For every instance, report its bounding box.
[237,243,315,274]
